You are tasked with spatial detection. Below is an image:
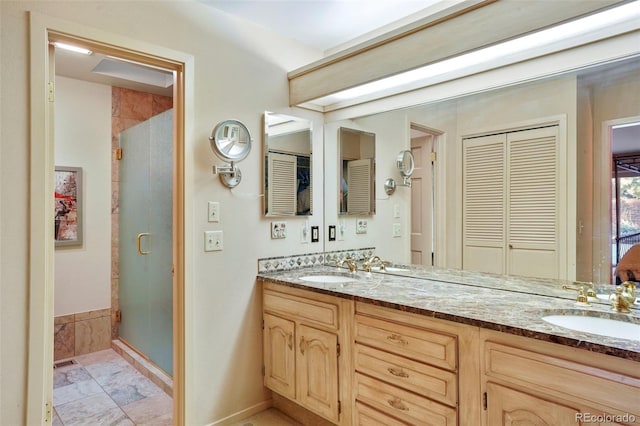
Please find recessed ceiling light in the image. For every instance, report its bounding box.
[51,42,93,55]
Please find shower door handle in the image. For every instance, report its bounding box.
[137,232,150,255]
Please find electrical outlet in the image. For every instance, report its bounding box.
[208,201,220,222]
[204,230,223,251]
[392,223,401,237]
[328,225,336,241]
[271,221,287,239]
[356,219,368,234]
[311,226,319,242]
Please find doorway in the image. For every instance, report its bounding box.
[29,18,187,424]
[410,124,438,266]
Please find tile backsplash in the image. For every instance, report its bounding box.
[258,247,375,273]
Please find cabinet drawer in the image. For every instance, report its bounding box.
[264,289,339,330]
[355,401,410,426]
[355,314,457,371]
[484,341,640,417]
[355,343,457,407]
[355,373,457,426]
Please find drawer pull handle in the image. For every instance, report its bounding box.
[388,367,409,378]
[388,397,409,411]
[299,336,306,355]
[386,334,408,345]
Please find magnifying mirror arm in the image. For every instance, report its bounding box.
[384,176,411,196]
[212,161,242,189]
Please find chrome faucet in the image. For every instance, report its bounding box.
[336,256,358,273]
[363,255,386,272]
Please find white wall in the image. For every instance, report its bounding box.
[0,2,323,425]
[54,76,112,316]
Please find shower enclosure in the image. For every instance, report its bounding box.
[118,109,173,375]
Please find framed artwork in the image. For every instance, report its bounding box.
[54,166,83,247]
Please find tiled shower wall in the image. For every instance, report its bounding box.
[54,87,172,361]
[110,87,172,339]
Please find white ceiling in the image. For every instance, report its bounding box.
[200,0,446,53]
[55,0,446,95]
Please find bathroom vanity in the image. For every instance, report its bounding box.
[258,266,640,426]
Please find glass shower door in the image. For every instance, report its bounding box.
[119,109,173,375]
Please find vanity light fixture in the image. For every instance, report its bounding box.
[385,150,415,195]
[51,42,93,55]
[310,0,640,107]
[209,119,252,188]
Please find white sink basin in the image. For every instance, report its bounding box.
[299,275,355,284]
[542,314,640,341]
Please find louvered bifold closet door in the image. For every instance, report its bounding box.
[268,152,297,215]
[507,126,559,279]
[347,158,373,215]
[463,134,506,274]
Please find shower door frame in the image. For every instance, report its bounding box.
[28,12,191,425]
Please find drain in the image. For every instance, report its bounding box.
[53,359,77,369]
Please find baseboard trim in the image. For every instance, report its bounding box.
[207,399,273,426]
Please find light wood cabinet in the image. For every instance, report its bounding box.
[481,329,640,426]
[353,302,481,426]
[262,282,353,425]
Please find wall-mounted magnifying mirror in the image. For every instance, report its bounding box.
[263,112,312,216]
[210,119,252,188]
[339,127,376,215]
[385,149,415,195]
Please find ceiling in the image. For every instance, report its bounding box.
[199,0,445,53]
[55,0,446,96]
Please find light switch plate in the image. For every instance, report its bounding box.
[393,204,401,218]
[356,219,368,234]
[271,221,287,239]
[208,201,220,222]
[300,222,309,243]
[392,223,401,237]
[204,230,223,251]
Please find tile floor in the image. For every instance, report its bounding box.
[228,408,300,426]
[52,348,172,425]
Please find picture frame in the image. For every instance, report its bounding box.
[54,166,83,247]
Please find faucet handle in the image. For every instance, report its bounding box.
[562,285,591,306]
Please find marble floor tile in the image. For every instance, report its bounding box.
[53,379,104,407]
[121,393,173,425]
[54,365,92,388]
[53,348,172,425]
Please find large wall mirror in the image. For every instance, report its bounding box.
[323,56,640,287]
[338,127,376,216]
[263,112,312,216]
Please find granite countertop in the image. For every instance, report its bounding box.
[257,265,640,361]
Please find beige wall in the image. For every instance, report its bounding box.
[0,1,323,424]
[54,76,112,317]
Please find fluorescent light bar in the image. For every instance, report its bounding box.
[52,42,93,55]
[320,0,640,104]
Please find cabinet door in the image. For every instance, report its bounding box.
[263,313,296,399]
[297,324,339,423]
[487,382,579,425]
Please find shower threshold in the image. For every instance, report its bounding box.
[112,338,173,397]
